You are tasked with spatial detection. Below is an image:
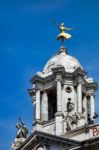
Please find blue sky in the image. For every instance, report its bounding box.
[0,0,99,149]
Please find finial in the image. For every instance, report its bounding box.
[57,22,72,45]
[59,45,68,54]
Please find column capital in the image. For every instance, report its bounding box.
[86,92,95,97]
[35,86,40,91]
[77,80,83,85]
[55,76,62,82]
[41,88,47,93]
[35,86,43,92]
[74,81,83,86]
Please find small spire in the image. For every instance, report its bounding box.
[57,22,72,45]
[58,45,68,54]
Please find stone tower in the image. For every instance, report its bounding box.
[28,45,97,136]
[12,23,99,150]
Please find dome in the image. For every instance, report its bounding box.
[43,47,82,74]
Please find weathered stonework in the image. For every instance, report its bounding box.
[27,47,97,137]
[12,27,99,150]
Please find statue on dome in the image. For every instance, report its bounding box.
[12,118,28,150]
[57,22,72,43]
[53,20,72,44]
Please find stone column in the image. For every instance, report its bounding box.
[90,94,95,121]
[62,85,65,112]
[32,100,36,121]
[36,89,40,120]
[56,77,62,112]
[42,91,48,121]
[77,82,82,114]
[83,95,88,124]
[55,76,63,135]
[32,94,36,120]
[74,87,77,112]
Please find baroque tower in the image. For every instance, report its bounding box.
[12,23,99,150]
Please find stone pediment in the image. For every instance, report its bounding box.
[17,131,81,150]
[17,130,99,150]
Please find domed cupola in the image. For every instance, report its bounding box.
[43,46,82,74]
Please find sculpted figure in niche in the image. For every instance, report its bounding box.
[67,98,74,112]
[63,98,84,131]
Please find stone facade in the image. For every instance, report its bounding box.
[28,46,97,138]
[12,29,99,150]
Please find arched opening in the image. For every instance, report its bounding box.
[47,88,57,120]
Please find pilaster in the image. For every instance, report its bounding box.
[55,112,63,135]
[35,88,41,120]
[83,95,88,124]
[41,91,48,121]
[56,76,62,112]
[90,93,95,121]
[77,81,82,114]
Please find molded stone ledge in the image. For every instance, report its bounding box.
[42,119,55,126]
[55,111,63,117]
[52,66,65,75]
[73,67,86,77]
[33,119,55,126]
[33,120,42,126]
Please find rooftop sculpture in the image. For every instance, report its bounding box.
[56,22,72,44]
[12,118,28,150]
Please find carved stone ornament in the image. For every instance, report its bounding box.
[65,87,72,93]
[11,138,25,150]
[34,144,47,150]
[67,98,74,112]
[63,111,85,131]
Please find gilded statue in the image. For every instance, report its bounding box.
[56,22,72,43]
